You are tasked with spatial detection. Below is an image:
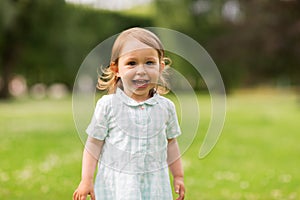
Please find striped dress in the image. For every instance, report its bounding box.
[86,88,181,200]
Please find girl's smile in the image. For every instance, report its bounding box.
[132,79,150,88]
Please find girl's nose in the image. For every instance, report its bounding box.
[136,65,146,75]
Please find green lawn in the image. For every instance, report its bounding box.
[0,91,299,199]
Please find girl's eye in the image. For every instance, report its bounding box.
[146,61,155,65]
[127,61,136,66]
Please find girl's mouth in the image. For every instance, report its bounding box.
[132,80,150,88]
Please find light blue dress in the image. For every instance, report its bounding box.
[86,88,181,200]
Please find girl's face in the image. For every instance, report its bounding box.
[112,38,164,102]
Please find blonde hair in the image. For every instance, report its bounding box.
[97,27,171,95]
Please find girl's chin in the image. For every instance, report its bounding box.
[128,86,151,95]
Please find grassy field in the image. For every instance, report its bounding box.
[0,90,299,199]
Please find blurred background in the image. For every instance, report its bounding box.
[1,0,300,97]
[1,0,300,199]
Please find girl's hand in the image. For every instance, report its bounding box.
[174,176,185,200]
[73,180,95,200]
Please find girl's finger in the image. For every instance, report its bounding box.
[90,190,96,200]
[72,191,78,200]
[175,184,180,194]
[180,187,185,200]
[80,195,87,200]
[175,185,185,200]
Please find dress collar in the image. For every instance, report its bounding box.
[116,88,158,107]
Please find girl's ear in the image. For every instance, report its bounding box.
[160,60,165,73]
[110,62,119,75]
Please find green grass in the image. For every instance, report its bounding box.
[0,91,300,199]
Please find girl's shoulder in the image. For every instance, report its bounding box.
[95,93,114,108]
[156,95,176,109]
[96,93,112,102]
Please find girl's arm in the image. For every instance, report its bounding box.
[167,138,185,200]
[73,136,104,200]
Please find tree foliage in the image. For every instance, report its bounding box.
[0,0,152,98]
[154,0,300,90]
[1,0,300,98]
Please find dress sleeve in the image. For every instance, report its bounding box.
[166,100,181,139]
[86,96,109,140]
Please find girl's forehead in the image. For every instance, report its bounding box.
[119,48,159,61]
[119,38,155,58]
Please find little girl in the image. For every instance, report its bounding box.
[73,27,185,200]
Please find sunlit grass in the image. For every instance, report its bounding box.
[182,91,300,200]
[0,98,83,199]
[0,91,299,199]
